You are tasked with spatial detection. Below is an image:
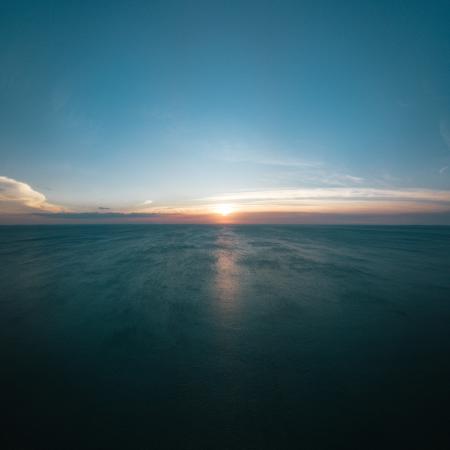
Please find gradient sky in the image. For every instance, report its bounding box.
[1,0,450,223]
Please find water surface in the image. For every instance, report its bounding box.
[1,225,449,449]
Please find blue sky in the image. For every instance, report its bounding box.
[1,0,450,223]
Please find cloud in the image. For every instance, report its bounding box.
[98,206,111,210]
[439,166,448,175]
[206,139,368,186]
[233,156,322,169]
[201,188,450,203]
[200,188,450,215]
[307,172,365,186]
[34,212,162,219]
[0,176,63,213]
[142,200,153,205]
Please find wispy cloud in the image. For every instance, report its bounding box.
[226,154,365,187]
[200,188,450,214]
[3,174,450,224]
[34,212,161,219]
[206,139,322,168]
[202,188,450,203]
[0,176,64,213]
[439,166,448,175]
[225,155,322,169]
[307,172,365,186]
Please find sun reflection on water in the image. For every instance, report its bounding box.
[214,228,242,313]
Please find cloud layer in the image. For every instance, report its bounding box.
[200,188,450,214]
[0,176,63,213]
[202,188,450,203]
[34,212,161,219]
[2,175,450,224]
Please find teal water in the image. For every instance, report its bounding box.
[0,225,449,449]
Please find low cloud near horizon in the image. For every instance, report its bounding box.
[0,176,64,214]
[34,212,162,219]
[2,175,450,224]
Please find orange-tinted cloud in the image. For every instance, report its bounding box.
[0,176,64,213]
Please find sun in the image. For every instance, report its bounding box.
[214,204,234,216]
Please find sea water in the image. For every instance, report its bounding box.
[1,225,449,449]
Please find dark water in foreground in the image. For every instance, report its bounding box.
[0,225,449,449]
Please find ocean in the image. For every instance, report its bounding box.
[0,225,449,449]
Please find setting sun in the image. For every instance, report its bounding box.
[214,204,234,216]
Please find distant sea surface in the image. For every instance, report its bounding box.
[1,225,449,449]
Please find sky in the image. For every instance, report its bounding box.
[1,0,450,224]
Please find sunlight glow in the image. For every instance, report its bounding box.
[214,204,234,216]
